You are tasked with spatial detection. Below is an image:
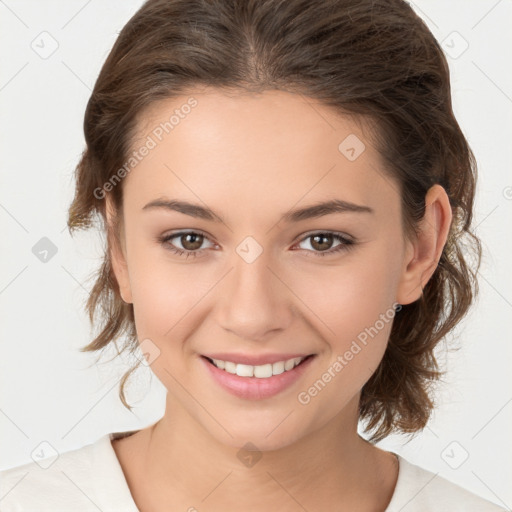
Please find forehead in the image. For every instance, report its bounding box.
[123,88,398,221]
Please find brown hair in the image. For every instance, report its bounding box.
[67,0,481,442]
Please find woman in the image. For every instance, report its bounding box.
[0,0,506,510]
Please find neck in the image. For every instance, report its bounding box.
[124,394,398,511]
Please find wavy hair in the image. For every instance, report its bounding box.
[67,0,481,442]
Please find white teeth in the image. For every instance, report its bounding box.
[284,358,295,371]
[213,359,225,370]
[224,361,237,374]
[210,356,307,378]
[272,361,285,375]
[254,364,272,378]
[236,364,254,377]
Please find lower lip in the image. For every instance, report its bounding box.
[200,355,316,400]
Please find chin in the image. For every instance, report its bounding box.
[204,411,313,453]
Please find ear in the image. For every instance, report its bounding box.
[105,194,133,304]
[396,184,452,305]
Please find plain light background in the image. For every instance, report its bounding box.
[1,0,511,508]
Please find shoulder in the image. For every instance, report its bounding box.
[0,432,138,512]
[386,455,507,512]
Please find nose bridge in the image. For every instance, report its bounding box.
[215,240,293,340]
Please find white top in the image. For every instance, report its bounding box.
[0,431,506,512]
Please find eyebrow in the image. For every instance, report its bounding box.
[142,197,374,223]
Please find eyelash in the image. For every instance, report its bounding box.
[157,230,356,259]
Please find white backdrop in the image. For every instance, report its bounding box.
[1,0,511,508]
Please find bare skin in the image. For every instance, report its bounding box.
[108,87,452,511]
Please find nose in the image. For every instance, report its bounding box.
[215,248,295,342]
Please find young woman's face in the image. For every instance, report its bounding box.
[110,88,420,450]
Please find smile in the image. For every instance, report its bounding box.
[201,354,316,400]
[208,356,307,378]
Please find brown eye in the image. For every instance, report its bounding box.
[179,232,204,251]
[159,230,215,258]
[296,232,355,257]
[310,234,335,251]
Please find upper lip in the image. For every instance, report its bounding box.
[202,353,314,366]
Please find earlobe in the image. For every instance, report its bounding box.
[396,184,452,305]
[105,194,133,304]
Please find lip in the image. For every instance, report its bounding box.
[200,354,316,400]
[201,352,312,366]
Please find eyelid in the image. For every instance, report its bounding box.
[162,229,216,248]
[295,229,355,244]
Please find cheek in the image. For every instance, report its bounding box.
[123,234,205,345]
[295,245,400,340]
[129,259,211,344]
[290,255,400,421]
[291,242,401,384]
